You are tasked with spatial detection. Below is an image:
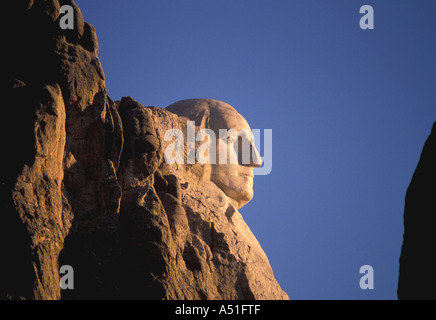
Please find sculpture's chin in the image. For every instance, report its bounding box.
[210,166,255,209]
[234,191,253,209]
[211,179,254,209]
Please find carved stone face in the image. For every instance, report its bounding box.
[166,99,262,209]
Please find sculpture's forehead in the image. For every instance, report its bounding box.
[167,98,251,131]
[209,108,251,132]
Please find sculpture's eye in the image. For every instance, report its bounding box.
[226,136,236,145]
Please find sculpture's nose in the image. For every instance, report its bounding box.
[236,133,262,167]
[249,141,263,168]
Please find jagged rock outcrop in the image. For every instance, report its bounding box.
[1,0,288,300]
[398,122,436,300]
[2,0,122,300]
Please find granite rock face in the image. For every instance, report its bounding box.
[2,0,122,300]
[398,122,436,300]
[1,0,288,300]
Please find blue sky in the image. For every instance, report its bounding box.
[75,0,436,299]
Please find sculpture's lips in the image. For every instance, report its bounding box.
[240,173,254,178]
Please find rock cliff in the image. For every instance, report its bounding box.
[1,1,288,300]
[398,122,436,300]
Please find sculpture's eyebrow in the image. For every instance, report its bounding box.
[238,129,254,142]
